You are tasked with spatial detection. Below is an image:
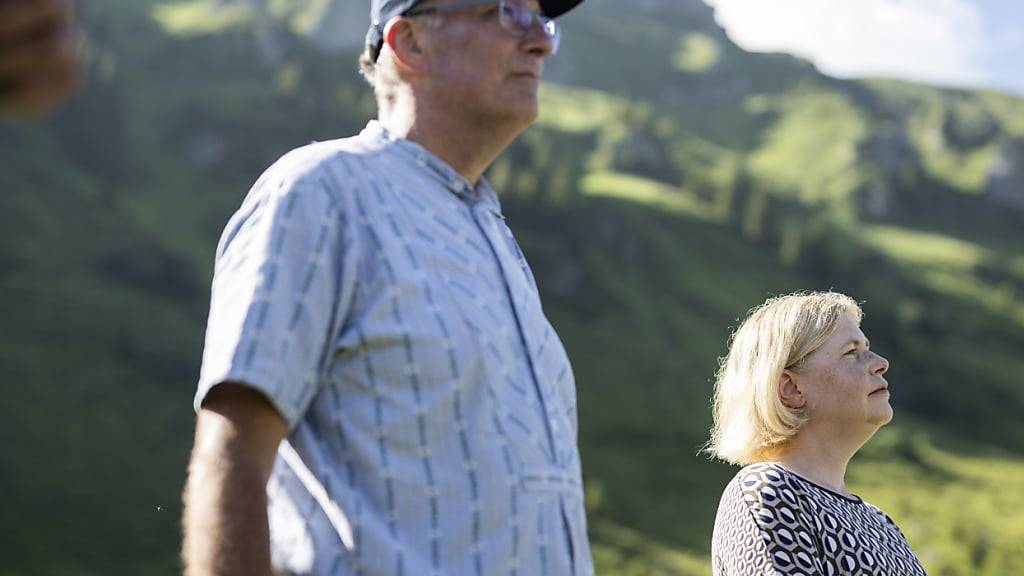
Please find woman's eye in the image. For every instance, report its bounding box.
[844,348,858,356]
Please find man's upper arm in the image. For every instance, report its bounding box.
[196,164,354,427]
[183,383,287,576]
[194,382,288,475]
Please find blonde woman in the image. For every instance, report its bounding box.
[708,292,926,575]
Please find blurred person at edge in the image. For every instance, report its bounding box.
[707,292,927,575]
[0,0,79,118]
[182,1,594,575]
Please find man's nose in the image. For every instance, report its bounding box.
[523,19,554,57]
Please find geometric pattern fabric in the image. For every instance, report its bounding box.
[712,463,927,575]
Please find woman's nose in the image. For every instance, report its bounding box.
[871,352,889,376]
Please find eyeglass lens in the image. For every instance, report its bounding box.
[498,0,561,53]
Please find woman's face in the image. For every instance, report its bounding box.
[793,314,893,434]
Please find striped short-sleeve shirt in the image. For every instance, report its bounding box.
[196,121,593,576]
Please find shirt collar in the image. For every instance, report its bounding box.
[361,120,502,212]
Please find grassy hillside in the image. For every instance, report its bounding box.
[1,0,1022,574]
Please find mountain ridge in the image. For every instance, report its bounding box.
[2,1,1022,573]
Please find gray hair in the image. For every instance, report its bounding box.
[359,13,444,107]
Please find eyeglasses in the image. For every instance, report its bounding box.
[405,0,561,54]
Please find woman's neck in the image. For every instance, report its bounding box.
[773,434,858,497]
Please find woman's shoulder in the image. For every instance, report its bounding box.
[714,464,822,572]
[735,463,867,506]
[734,462,787,483]
[715,463,809,524]
[730,462,800,501]
[723,462,843,523]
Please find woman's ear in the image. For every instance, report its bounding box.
[383,17,429,74]
[779,369,806,409]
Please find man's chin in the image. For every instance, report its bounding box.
[488,103,539,133]
[510,96,541,122]
[521,105,540,126]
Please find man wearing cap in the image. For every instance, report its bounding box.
[182,0,592,574]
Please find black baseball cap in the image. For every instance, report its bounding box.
[366,0,586,61]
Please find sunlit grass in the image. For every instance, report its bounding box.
[1011,256,1024,278]
[911,114,999,194]
[580,171,719,221]
[861,225,987,271]
[538,84,627,134]
[903,95,999,194]
[151,1,253,36]
[980,91,1024,138]
[591,521,710,576]
[672,32,721,74]
[153,0,335,37]
[921,270,1024,325]
[747,87,868,204]
[865,79,1006,194]
[267,0,332,34]
[851,427,1024,576]
[861,225,1024,324]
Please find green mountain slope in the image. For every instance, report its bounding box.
[1,0,1022,574]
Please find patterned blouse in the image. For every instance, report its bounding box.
[712,463,927,575]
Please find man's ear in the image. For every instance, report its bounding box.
[779,369,806,409]
[383,17,429,74]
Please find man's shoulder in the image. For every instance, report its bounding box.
[240,130,398,215]
[266,134,387,188]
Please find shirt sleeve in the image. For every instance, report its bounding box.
[194,158,353,428]
[712,472,825,576]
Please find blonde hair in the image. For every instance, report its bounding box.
[707,291,863,465]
